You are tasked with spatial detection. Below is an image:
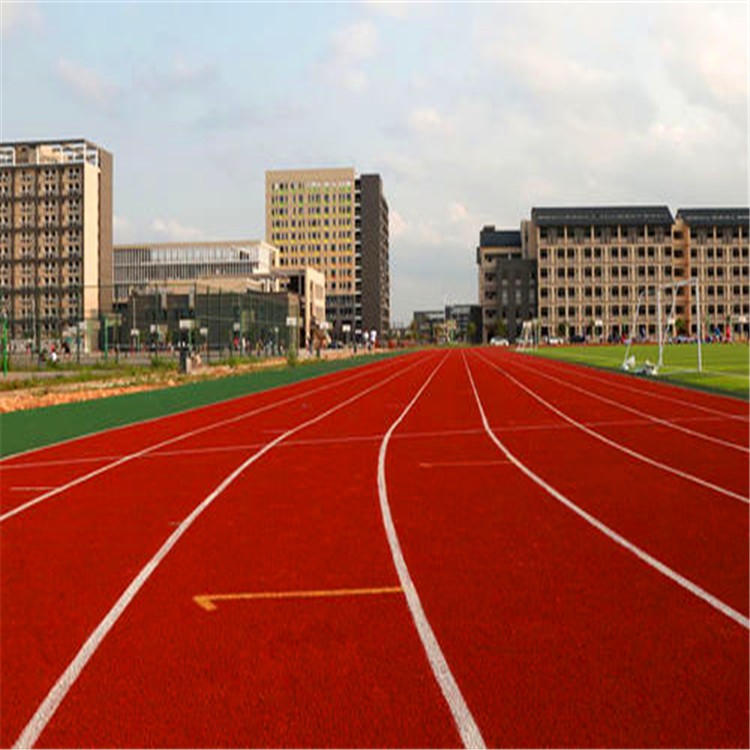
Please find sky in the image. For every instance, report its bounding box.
[2,1,748,325]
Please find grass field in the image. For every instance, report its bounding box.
[0,351,401,458]
[528,342,749,399]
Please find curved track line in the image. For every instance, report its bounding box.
[0,354,416,523]
[504,355,748,453]
[11,353,437,749]
[475,352,748,505]
[377,354,486,750]
[521,352,749,422]
[463,352,749,631]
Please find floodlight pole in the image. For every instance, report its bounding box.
[695,278,703,372]
[657,286,663,368]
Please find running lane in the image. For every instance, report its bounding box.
[16,351,460,748]
[522,349,749,445]
[0,354,413,518]
[466,349,749,617]
[384,350,748,747]
[479,349,749,498]
[0,352,428,748]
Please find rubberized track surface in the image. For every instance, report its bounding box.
[1,349,747,748]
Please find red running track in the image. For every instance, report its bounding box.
[1,348,747,748]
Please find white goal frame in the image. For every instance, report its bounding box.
[515,319,539,351]
[623,277,702,375]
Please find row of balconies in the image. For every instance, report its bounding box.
[538,228,746,243]
[0,188,83,201]
[1,253,82,263]
[539,301,749,320]
[539,268,684,282]
[536,284,750,303]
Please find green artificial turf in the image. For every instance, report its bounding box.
[526,342,749,400]
[0,352,402,458]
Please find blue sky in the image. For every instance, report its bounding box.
[2,1,748,325]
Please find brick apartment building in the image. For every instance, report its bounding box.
[478,206,749,342]
[0,139,113,350]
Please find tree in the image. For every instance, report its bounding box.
[466,321,477,344]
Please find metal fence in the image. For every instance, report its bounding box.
[1,282,301,370]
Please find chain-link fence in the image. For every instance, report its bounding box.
[0,282,301,371]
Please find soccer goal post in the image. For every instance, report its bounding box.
[515,319,539,351]
[622,278,702,375]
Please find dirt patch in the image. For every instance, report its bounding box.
[0,382,167,413]
[0,358,288,414]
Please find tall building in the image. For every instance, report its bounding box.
[675,208,749,337]
[532,206,677,341]
[265,167,390,340]
[476,225,537,342]
[477,206,749,343]
[0,139,113,348]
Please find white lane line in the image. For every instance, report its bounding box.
[508,356,748,452]
[0,456,123,471]
[11,352,436,750]
[419,460,510,468]
[3,412,742,473]
[10,487,57,492]
[475,352,749,505]
[463,352,749,631]
[377,355,486,750]
[524,352,749,423]
[0,355,413,523]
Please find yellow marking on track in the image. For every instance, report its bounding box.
[419,460,511,468]
[194,585,404,612]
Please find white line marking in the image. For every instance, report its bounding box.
[463,352,749,631]
[10,485,55,492]
[9,487,57,492]
[377,355,486,749]
[2,412,740,473]
[0,456,123,471]
[525,352,749,422]
[475,352,749,505]
[509,356,748,452]
[0,355,412,523]
[11,352,436,749]
[419,460,510,468]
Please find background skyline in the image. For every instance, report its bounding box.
[2,1,748,325]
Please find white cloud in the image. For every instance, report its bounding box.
[113,215,132,240]
[389,210,407,238]
[321,21,379,91]
[56,58,120,112]
[1,0,43,37]
[139,57,219,96]
[332,20,378,60]
[409,107,450,134]
[151,218,203,242]
[448,202,468,223]
[364,1,410,20]
[658,4,748,115]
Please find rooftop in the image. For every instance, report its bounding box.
[531,206,674,227]
[675,208,749,227]
[479,226,522,247]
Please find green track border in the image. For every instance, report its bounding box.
[0,352,403,459]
